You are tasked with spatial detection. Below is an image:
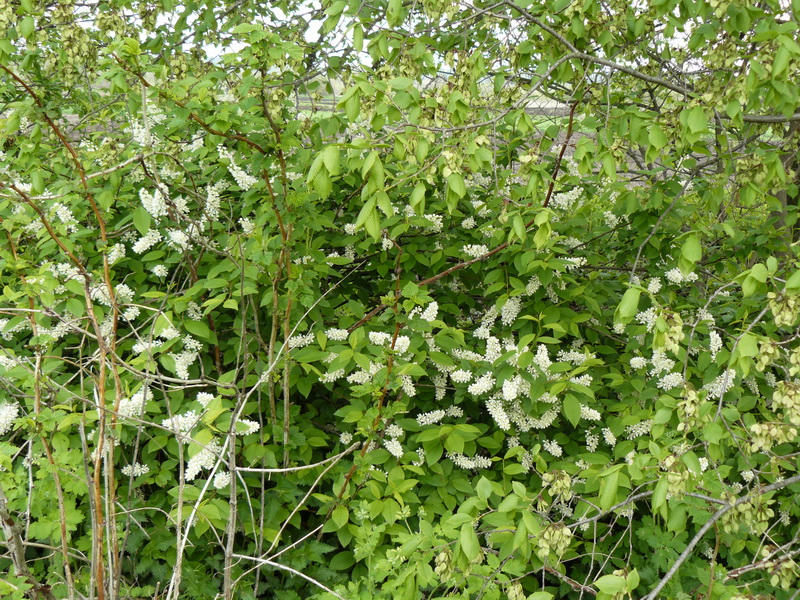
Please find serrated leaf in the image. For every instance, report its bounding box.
[322,145,340,176]
[364,208,380,241]
[354,197,377,228]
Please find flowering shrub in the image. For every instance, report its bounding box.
[1,1,800,599]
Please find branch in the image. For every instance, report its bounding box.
[641,474,800,599]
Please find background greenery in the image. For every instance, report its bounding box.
[2,0,800,598]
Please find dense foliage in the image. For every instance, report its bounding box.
[2,0,800,598]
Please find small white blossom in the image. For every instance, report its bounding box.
[468,373,495,396]
[463,244,489,258]
[213,471,231,489]
[543,439,563,457]
[325,328,349,341]
[121,462,150,477]
[0,402,20,435]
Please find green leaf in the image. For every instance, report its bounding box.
[512,215,526,242]
[615,288,641,323]
[686,106,708,134]
[354,197,377,228]
[738,332,758,357]
[133,207,151,236]
[750,263,768,283]
[652,476,668,511]
[563,394,581,427]
[773,45,791,76]
[599,470,619,510]
[681,451,702,475]
[680,233,701,263]
[364,208,381,241]
[648,125,668,149]
[322,145,340,176]
[332,505,349,529]
[460,522,480,561]
[595,574,627,594]
[447,173,467,198]
[476,476,492,501]
[784,270,800,292]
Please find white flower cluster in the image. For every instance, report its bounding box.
[185,438,221,480]
[107,243,126,264]
[121,462,150,477]
[400,374,416,396]
[446,452,492,470]
[167,229,191,250]
[463,244,489,259]
[424,213,443,233]
[486,397,510,430]
[325,328,349,341]
[635,307,659,332]
[132,229,162,254]
[321,369,345,383]
[0,402,19,435]
[625,420,653,439]
[543,439,563,457]
[170,351,197,379]
[420,301,439,322]
[500,298,521,326]
[52,202,79,233]
[525,275,541,295]
[665,268,699,285]
[187,302,203,320]
[140,187,168,219]
[647,278,662,294]
[417,409,446,426]
[451,369,472,383]
[630,356,647,369]
[239,217,256,235]
[657,372,684,390]
[703,369,737,399]
[236,419,260,436]
[118,387,152,418]
[213,471,231,489]
[288,333,314,349]
[162,410,202,439]
[217,146,259,191]
[550,187,582,211]
[197,392,215,408]
[580,404,601,421]
[604,210,621,228]
[204,181,226,221]
[368,331,392,346]
[650,351,675,376]
[564,257,586,271]
[468,373,495,396]
[384,423,405,458]
[709,331,722,360]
